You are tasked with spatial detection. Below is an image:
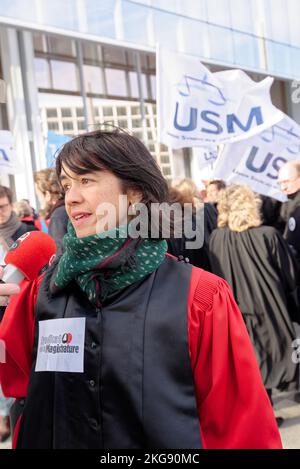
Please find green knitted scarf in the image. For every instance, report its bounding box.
[54,223,167,307]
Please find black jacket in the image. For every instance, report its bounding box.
[48,205,68,255]
[12,222,37,242]
[281,191,300,262]
[16,257,201,449]
[167,203,217,271]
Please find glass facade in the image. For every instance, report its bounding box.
[33,34,172,179]
[1,0,300,79]
[33,36,156,99]
[0,0,298,200]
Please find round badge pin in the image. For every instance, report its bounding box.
[288,217,296,232]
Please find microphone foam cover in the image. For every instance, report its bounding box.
[5,231,56,281]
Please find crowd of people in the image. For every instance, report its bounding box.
[0,129,299,448]
[0,168,68,441]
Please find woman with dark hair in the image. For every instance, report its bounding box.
[0,130,281,449]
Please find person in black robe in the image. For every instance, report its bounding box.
[209,185,300,394]
[167,187,217,271]
[278,161,300,263]
[259,194,285,233]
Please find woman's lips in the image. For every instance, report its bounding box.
[72,213,92,226]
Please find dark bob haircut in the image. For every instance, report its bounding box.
[55,129,170,236]
[56,128,168,204]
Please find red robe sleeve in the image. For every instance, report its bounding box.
[0,275,43,398]
[188,267,282,449]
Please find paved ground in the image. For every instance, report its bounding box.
[273,391,300,448]
[0,437,11,449]
[0,392,299,449]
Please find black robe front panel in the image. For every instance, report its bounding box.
[16,257,201,449]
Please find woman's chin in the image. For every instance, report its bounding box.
[74,225,97,238]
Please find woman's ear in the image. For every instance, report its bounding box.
[127,188,143,206]
[127,189,143,217]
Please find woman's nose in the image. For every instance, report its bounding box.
[65,185,84,204]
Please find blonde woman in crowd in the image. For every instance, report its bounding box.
[175,178,203,208]
[209,184,300,416]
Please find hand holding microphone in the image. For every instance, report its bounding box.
[0,231,56,306]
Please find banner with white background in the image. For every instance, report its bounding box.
[0,130,19,175]
[157,46,283,149]
[213,114,300,201]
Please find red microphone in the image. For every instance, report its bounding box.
[3,231,56,284]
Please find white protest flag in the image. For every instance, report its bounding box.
[0,130,19,174]
[213,114,300,202]
[192,146,218,171]
[157,46,283,149]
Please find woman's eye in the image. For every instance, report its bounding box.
[82,178,92,185]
